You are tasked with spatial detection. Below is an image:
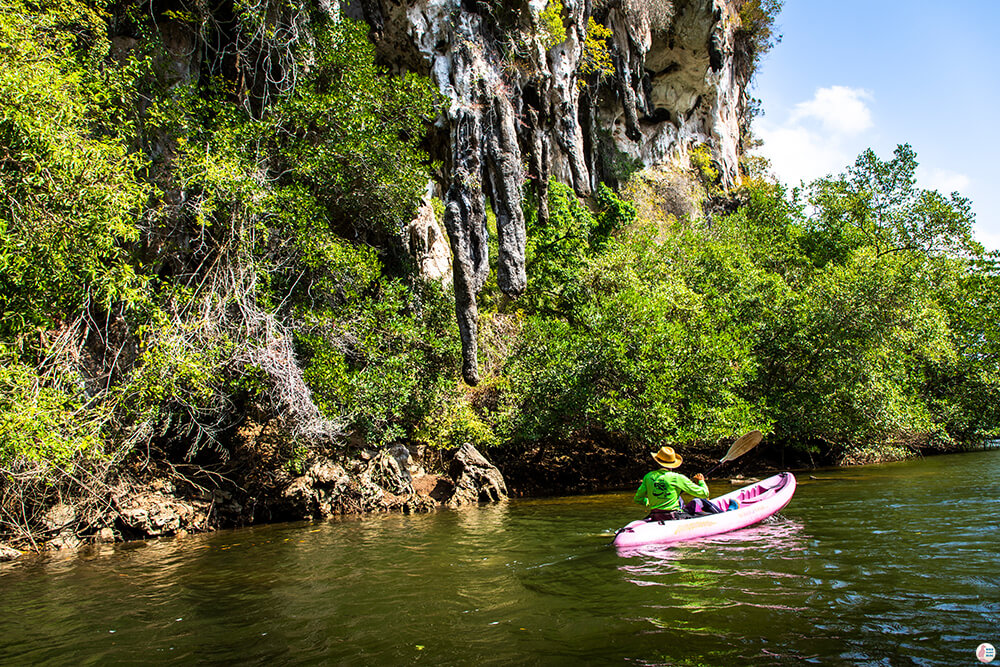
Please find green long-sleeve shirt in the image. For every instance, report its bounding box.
[633,469,710,510]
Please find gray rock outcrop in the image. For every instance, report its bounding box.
[447,443,508,506]
[0,543,22,562]
[115,490,213,538]
[278,443,505,515]
[42,503,83,550]
[407,189,453,283]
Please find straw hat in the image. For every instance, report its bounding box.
[652,446,683,468]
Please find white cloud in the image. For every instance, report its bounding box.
[755,124,852,185]
[918,166,971,194]
[789,86,874,135]
[755,88,1000,250]
[754,86,876,186]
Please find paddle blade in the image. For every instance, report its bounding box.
[720,430,763,463]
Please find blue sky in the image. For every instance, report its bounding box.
[751,1,1000,250]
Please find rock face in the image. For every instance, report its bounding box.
[358,0,750,383]
[276,443,505,518]
[115,489,214,538]
[7,440,506,554]
[407,190,453,283]
[0,543,22,562]
[447,443,508,506]
[42,503,82,551]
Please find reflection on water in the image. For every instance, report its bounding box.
[617,515,807,561]
[2,450,999,665]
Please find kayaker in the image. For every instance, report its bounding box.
[633,446,710,521]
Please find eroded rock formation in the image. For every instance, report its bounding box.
[407,189,453,283]
[360,0,751,384]
[447,442,509,506]
[276,442,505,517]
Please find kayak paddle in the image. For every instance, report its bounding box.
[703,430,763,477]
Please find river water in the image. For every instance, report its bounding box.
[2,450,998,665]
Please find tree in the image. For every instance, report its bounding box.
[0,0,148,340]
[808,144,980,261]
[921,255,1000,444]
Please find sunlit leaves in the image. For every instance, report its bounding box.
[299,279,461,447]
[0,0,149,337]
[498,185,762,450]
[496,146,996,461]
[0,350,106,471]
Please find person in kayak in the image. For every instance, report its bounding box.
[634,446,710,521]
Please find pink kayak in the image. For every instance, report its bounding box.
[613,472,797,549]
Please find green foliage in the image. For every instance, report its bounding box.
[523,181,598,316]
[734,0,783,80]
[273,18,443,240]
[141,81,269,268]
[0,0,149,339]
[0,351,105,472]
[489,146,996,462]
[690,144,720,186]
[760,248,940,447]
[120,305,240,460]
[285,443,310,476]
[594,181,638,245]
[299,279,461,447]
[0,1,448,479]
[414,394,498,451]
[128,325,225,415]
[726,148,992,453]
[920,256,1000,444]
[431,197,446,227]
[497,244,762,447]
[266,193,384,311]
[578,18,615,85]
[538,0,567,49]
[0,0,995,520]
[497,184,761,450]
[724,178,808,280]
[808,144,980,261]
[523,181,634,316]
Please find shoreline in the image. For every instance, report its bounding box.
[5,443,995,563]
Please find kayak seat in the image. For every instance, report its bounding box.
[645,509,682,523]
[683,498,727,516]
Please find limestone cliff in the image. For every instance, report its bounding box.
[352,0,754,384]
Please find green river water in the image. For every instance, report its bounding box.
[2,450,998,665]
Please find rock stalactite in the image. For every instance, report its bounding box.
[486,92,528,298]
[443,107,489,384]
[362,0,751,383]
[407,189,453,283]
